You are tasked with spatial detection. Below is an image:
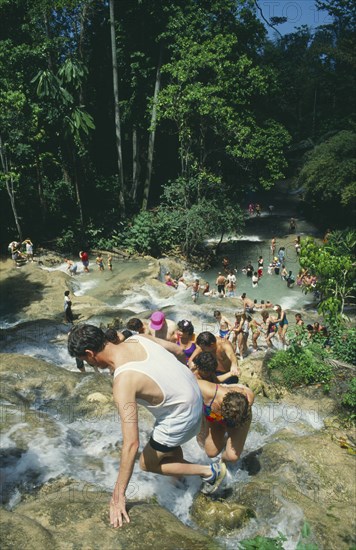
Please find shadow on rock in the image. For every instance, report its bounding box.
[0,272,45,320]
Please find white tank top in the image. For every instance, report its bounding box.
[114,336,202,447]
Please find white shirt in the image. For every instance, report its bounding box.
[114,336,202,447]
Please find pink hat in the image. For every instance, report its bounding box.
[150,311,165,330]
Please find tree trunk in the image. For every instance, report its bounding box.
[43,12,54,71]
[0,136,23,241]
[131,125,140,201]
[215,231,225,256]
[35,154,48,222]
[109,0,126,217]
[142,45,163,210]
[72,149,84,232]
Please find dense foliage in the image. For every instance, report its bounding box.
[299,229,356,317]
[0,0,354,251]
[268,322,356,419]
[268,343,333,388]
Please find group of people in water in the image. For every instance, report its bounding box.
[68,312,254,527]
[64,251,113,275]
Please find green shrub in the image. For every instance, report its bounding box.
[268,344,333,389]
[342,378,356,420]
[238,532,287,549]
[123,211,158,255]
[55,228,81,253]
[329,326,356,365]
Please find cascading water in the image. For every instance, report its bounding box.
[1,203,330,547]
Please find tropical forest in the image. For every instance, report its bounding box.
[0,1,355,549]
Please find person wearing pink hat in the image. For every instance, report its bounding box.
[148,311,177,341]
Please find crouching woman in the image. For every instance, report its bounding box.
[192,351,254,463]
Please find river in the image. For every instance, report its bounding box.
[1,192,334,549]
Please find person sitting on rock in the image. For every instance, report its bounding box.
[192,351,254,463]
[164,271,178,288]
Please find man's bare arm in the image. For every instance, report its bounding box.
[187,345,202,370]
[141,334,187,365]
[110,374,140,528]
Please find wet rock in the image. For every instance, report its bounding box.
[236,431,356,549]
[4,480,221,550]
[0,508,55,548]
[87,392,110,404]
[0,354,115,422]
[238,353,282,399]
[191,493,254,534]
[159,258,187,281]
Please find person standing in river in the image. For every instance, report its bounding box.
[67,325,227,528]
[79,250,90,272]
[96,253,105,271]
[107,254,113,271]
[216,272,226,298]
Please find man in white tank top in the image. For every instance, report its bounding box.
[68,325,227,528]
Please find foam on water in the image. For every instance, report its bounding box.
[204,234,263,244]
[73,278,99,296]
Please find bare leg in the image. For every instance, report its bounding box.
[221,417,251,463]
[252,330,260,350]
[139,442,212,477]
[203,423,227,458]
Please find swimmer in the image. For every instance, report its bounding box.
[191,279,200,302]
[64,290,74,324]
[273,305,288,347]
[79,251,90,272]
[171,319,197,360]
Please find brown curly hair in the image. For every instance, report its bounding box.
[221,391,251,428]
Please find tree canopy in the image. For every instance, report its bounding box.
[0,0,354,252]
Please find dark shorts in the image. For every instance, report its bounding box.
[149,436,179,454]
[218,284,225,293]
[216,371,239,384]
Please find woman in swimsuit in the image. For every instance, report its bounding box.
[232,312,249,358]
[192,352,254,463]
[261,310,277,349]
[249,316,262,351]
[273,304,288,347]
[172,319,197,360]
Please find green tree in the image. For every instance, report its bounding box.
[299,230,356,317]
[157,2,290,191]
[298,130,356,210]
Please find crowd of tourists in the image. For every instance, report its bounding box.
[68,310,257,527]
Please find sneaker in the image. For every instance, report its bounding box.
[200,462,227,495]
